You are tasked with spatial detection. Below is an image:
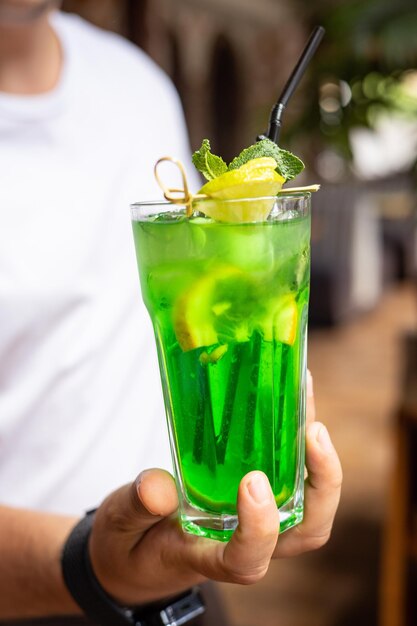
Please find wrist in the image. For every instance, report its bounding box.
[0,506,80,619]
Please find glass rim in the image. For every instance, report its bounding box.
[131,194,311,224]
[130,192,311,211]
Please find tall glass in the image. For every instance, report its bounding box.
[131,194,310,541]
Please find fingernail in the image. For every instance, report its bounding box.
[306,370,314,398]
[317,425,333,453]
[135,469,151,487]
[247,472,271,504]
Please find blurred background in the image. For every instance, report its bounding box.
[61,1,417,624]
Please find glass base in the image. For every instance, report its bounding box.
[180,500,304,542]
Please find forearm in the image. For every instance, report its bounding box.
[0,506,81,619]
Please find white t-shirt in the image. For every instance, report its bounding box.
[0,12,198,515]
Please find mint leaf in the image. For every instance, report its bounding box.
[228,141,274,170]
[275,148,305,182]
[192,139,228,181]
[228,138,304,182]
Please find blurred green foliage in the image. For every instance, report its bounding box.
[285,0,417,171]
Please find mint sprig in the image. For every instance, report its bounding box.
[192,138,304,182]
[229,139,304,182]
[191,139,228,181]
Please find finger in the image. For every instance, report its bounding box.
[188,472,279,585]
[306,369,316,426]
[274,422,342,557]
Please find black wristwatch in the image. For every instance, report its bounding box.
[61,510,205,626]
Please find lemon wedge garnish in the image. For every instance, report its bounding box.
[195,158,285,223]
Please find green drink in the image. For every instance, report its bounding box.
[131,193,310,541]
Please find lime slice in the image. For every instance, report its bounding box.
[173,266,256,351]
[258,294,298,345]
[196,158,285,223]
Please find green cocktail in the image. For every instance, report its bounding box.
[131,193,310,541]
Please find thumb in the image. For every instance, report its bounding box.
[98,469,179,545]
[221,471,279,583]
[187,471,279,584]
[136,468,179,519]
[89,469,179,603]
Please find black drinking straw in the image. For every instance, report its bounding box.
[259,25,325,145]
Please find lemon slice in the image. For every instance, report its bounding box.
[173,265,255,351]
[237,157,282,177]
[258,294,298,345]
[195,158,285,223]
[199,344,229,364]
